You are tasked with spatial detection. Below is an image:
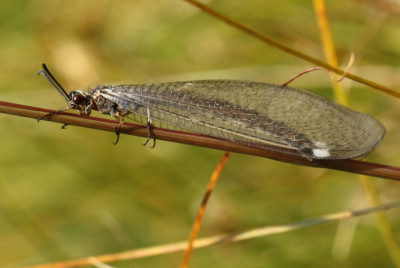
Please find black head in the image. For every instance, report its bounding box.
[68,91,92,115]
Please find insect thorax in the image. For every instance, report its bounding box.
[90,89,130,118]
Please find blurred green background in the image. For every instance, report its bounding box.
[0,0,400,267]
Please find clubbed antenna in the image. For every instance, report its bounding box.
[37,63,71,103]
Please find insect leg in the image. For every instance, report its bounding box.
[113,118,124,145]
[37,106,71,122]
[142,107,156,148]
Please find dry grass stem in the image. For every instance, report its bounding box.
[24,201,400,268]
[180,152,230,268]
[181,0,400,99]
[313,1,400,265]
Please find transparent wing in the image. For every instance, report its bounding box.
[99,80,385,159]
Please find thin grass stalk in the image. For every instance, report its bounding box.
[180,0,400,99]
[360,175,400,267]
[312,0,348,106]
[180,152,230,268]
[313,1,400,265]
[23,201,400,268]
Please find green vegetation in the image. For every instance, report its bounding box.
[0,1,399,267]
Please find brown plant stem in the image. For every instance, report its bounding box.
[1,100,399,181]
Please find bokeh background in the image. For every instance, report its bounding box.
[1,1,400,267]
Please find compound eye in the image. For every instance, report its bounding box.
[72,93,86,105]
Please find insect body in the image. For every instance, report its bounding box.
[38,64,385,160]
